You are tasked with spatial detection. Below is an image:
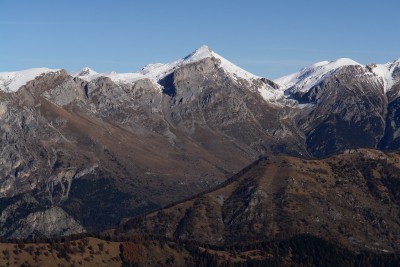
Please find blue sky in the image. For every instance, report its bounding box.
[1,0,399,78]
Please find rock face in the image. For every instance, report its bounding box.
[0,194,85,238]
[3,207,85,239]
[0,47,400,238]
[295,65,387,157]
[379,68,400,150]
[124,149,400,253]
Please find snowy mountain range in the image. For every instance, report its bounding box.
[1,45,399,100]
[72,45,259,84]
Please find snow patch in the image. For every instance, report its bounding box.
[370,64,394,92]
[258,84,285,102]
[101,72,145,84]
[0,68,61,92]
[369,60,400,92]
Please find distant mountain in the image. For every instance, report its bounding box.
[0,46,400,239]
[275,58,400,93]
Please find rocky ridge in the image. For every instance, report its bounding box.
[123,149,400,253]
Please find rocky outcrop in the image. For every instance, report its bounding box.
[3,207,85,239]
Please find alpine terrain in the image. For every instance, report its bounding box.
[1,45,400,264]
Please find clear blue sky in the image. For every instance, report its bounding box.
[1,0,399,79]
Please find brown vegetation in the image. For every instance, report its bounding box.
[123,149,400,253]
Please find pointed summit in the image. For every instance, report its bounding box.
[183,45,259,81]
[70,67,101,82]
[140,45,216,80]
[184,45,214,62]
[140,45,258,81]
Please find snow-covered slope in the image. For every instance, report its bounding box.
[258,84,286,102]
[197,45,259,81]
[274,58,361,93]
[368,59,400,92]
[0,68,60,92]
[72,67,146,84]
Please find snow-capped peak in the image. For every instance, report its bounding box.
[137,45,214,80]
[139,45,258,81]
[70,67,99,81]
[274,58,361,92]
[183,45,213,62]
[139,45,214,80]
[0,68,61,92]
[185,45,259,80]
[76,67,98,77]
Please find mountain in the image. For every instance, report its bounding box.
[0,45,400,239]
[275,58,400,94]
[0,46,293,238]
[123,148,400,253]
[276,58,400,157]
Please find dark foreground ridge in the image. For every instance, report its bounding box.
[1,233,399,266]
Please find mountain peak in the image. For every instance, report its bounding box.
[70,67,100,82]
[183,45,260,81]
[184,45,214,62]
[197,44,212,52]
[77,67,98,77]
[328,58,361,68]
